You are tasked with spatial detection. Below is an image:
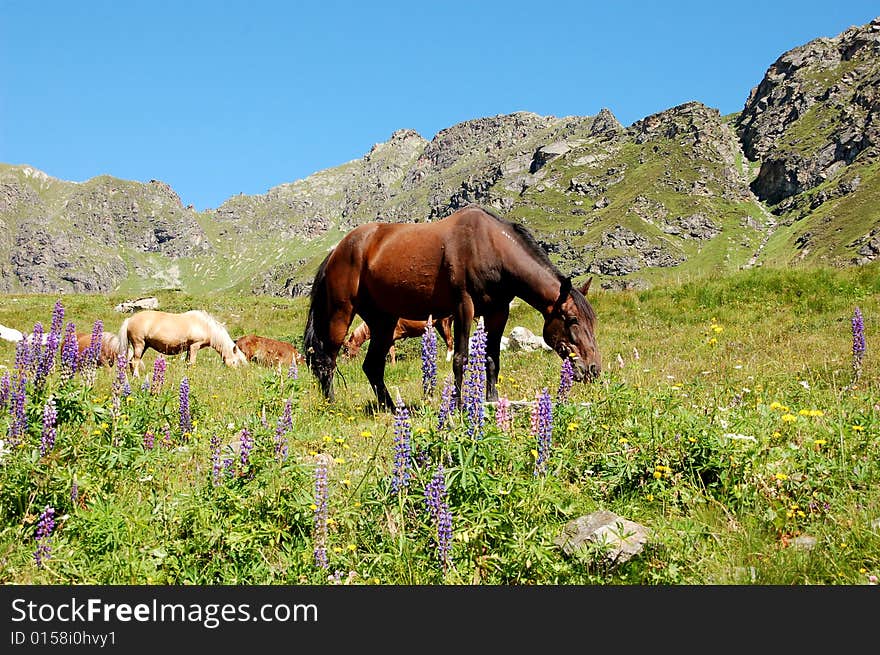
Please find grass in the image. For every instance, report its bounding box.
[0,263,878,584]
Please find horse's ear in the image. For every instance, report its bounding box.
[579,277,593,296]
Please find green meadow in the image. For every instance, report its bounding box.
[0,263,877,584]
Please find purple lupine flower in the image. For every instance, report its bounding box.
[111,353,128,413]
[7,374,27,447]
[34,324,58,390]
[60,322,79,382]
[79,319,104,385]
[40,397,57,456]
[463,319,487,439]
[70,478,78,505]
[313,456,330,569]
[14,337,32,377]
[49,300,65,341]
[0,371,10,413]
[437,374,456,431]
[210,434,222,485]
[531,387,553,477]
[143,430,155,450]
[287,357,299,380]
[162,426,173,448]
[151,356,167,395]
[34,302,65,388]
[178,377,192,435]
[27,322,44,377]
[390,395,412,494]
[34,505,55,569]
[424,465,453,572]
[851,307,866,383]
[223,456,235,478]
[557,357,574,403]
[495,396,511,433]
[274,399,292,462]
[421,315,438,397]
[238,427,253,473]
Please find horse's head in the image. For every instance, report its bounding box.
[225,344,249,367]
[543,277,602,382]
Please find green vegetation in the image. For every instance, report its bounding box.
[1,263,878,584]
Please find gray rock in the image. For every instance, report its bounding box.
[555,510,651,565]
[114,297,159,313]
[507,326,552,352]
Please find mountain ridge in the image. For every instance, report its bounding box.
[2,16,879,295]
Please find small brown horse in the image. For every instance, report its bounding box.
[303,203,601,409]
[342,316,455,364]
[235,334,306,370]
[117,309,247,377]
[72,331,121,368]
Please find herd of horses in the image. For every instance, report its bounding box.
[12,205,603,410]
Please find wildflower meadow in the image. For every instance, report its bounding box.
[0,264,878,585]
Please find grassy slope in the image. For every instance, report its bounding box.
[0,263,878,585]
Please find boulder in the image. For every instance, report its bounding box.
[507,326,551,352]
[114,297,159,313]
[555,510,652,565]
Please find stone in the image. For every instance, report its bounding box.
[555,510,651,565]
[507,326,551,352]
[114,297,160,313]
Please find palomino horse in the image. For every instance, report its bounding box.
[235,334,305,370]
[117,309,247,377]
[342,316,455,364]
[303,203,601,409]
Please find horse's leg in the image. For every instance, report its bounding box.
[482,306,510,403]
[362,317,396,409]
[389,345,396,365]
[130,340,145,377]
[438,318,454,362]
[188,343,200,365]
[451,300,475,408]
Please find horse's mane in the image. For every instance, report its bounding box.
[473,204,597,321]
[186,310,236,354]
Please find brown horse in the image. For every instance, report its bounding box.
[342,316,455,364]
[303,203,601,409]
[73,331,121,368]
[235,334,305,370]
[117,309,247,377]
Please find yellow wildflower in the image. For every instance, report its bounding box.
[813,439,827,447]
[781,414,797,423]
[775,473,789,481]
[360,430,372,437]
[852,425,865,432]
[653,471,662,479]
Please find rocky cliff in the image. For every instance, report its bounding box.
[2,16,878,294]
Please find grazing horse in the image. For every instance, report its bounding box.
[303,203,601,410]
[342,316,455,364]
[71,331,121,368]
[235,334,305,370]
[117,309,247,377]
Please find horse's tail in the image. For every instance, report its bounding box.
[116,318,131,359]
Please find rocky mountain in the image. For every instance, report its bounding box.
[2,16,878,295]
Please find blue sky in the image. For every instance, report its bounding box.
[2,1,878,210]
